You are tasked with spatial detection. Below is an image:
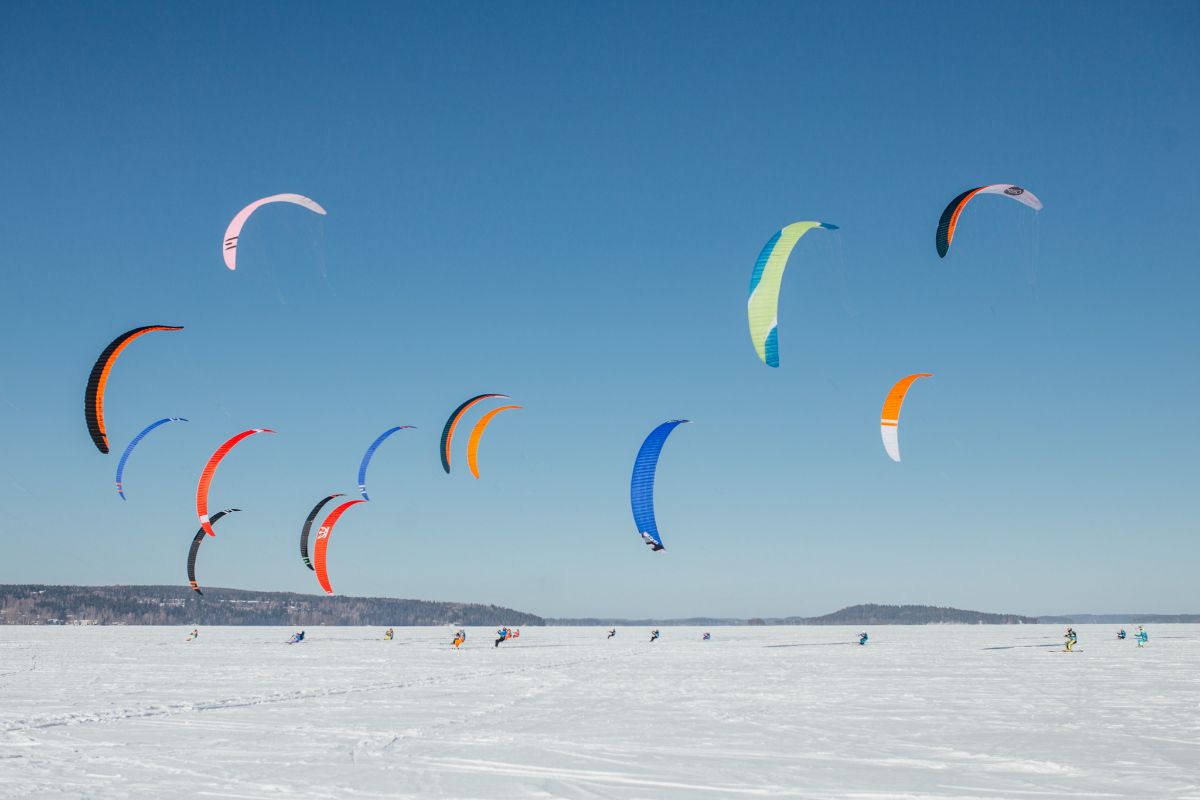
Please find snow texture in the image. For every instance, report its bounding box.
[1,625,1197,798]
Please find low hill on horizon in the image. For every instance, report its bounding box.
[551,604,1200,626]
[774,603,1037,625]
[549,604,1039,626]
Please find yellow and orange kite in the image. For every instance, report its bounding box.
[466,405,521,478]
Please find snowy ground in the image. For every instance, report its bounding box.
[1,625,1197,799]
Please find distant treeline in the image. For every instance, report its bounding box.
[548,617,744,627]
[4,588,1195,627]
[1037,613,1200,624]
[552,605,1198,626]
[775,603,1038,625]
[0,585,545,627]
[549,604,1039,626]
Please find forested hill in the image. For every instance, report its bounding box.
[0,585,544,627]
[549,604,1039,626]
[772,604,1038,625]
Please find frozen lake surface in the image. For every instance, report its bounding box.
[1,624,1197,799]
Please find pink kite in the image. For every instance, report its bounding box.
[223,194,326,270]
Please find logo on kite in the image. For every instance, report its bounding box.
[316,526,330,540]
[1004,186,1025,196]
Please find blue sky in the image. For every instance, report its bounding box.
[0,2,1196,618]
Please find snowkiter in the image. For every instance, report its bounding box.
[384,628,394,641]
[1117,629,1127,640]
[452,629,466,648]
[1064,628,1077,652]
[650,629,660,642]
[607,628,616,639]
[858,632,869,646]
[1136,626,1148,647]
[495,626,510,648]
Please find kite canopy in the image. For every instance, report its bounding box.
[115,417,187,499]
[357,426,416,500]
[466,406,521,479]
[747,222,838,368]
[187,508,239,595]
[440,394,509,473]
[313,499,366,595]
[300,493,344,571]
[85,325,183,453]
[880,373,933,462]
[935,184,1042,258]
[196,429,274,537]
[223,193,327,270]
[630,420,690,551]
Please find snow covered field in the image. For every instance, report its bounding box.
[1,625,1197,799]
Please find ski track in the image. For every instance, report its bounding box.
[0,625,1197,799]
[2,650,623,735]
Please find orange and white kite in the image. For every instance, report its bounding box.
[880,374,932,462]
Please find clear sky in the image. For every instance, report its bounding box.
[0,2,1196,618]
